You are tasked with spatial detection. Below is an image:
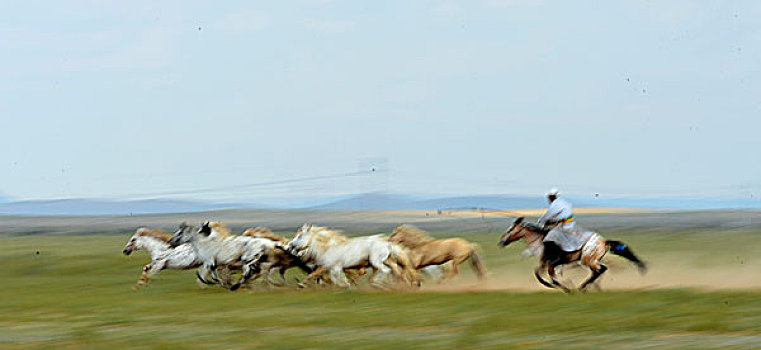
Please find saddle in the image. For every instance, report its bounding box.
[542,241,580,265]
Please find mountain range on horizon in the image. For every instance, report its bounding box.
[0,192,759,216]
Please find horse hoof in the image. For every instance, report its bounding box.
[297,283,306,289]
[230,284,241,291]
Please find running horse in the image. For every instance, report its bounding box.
[499,217,646,292]
[122,227,201,287]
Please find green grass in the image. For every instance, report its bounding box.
[1,231,760,349]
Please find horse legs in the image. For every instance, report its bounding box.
[441,255,469,281]
[329,266,351,288]
[441,262,459,281]
[230,261,261,291]
[533,264,556,289]
[548,264,571,293]
[366,267,380,286]
[382,257,407,287]
[265,266,282,286]
[136,264,152,286]
[345,267,368,285]
[134,261,167,287]
[279,267,287,285]
[209,264,222,284]
[196,264,216,285]
[264,262,288,287]
[298,266,327,288]
[369,254,393,288]
[244,260,275,288]
[580,264,608,291]
[209,266,233,287]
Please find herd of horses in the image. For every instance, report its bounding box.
[122,218,646,292]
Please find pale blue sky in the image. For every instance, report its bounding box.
[1,1,760,202]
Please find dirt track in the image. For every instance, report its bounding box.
[418,263,761,292]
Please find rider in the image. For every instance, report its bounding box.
[536,188,594,254]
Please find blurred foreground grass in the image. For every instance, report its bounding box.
[1,231,760,349]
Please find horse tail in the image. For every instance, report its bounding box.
[605,240,647,274]
[469,244,488,280]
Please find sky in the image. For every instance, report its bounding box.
[1,1,760,203]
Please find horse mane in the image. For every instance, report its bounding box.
[135,228,172,242]
[308,226,348,247]
[242,227,287,242]
[208,221,232,238]
[390,225,433,248]
[523,222,549,236]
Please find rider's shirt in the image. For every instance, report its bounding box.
[538,197,592,251]
[537,198,574,228]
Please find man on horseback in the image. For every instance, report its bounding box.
[537,189,596,261]
[497,189,647,291]
[536,188,646,273]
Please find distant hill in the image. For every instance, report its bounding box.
[309,193,419,210]
[571,196,761,210]
[308,193,761,211]
[0,199,256,216]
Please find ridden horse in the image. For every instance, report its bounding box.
[499,217,646,292]
[389,225,487,282]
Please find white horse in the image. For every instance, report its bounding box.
[285,224,416,288]
[169,222,278,291]
[122,228,201,286]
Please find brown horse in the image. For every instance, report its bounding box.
[499,217,646,292]
[389,225,487,282]
[242,227,313,286]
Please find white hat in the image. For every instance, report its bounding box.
[546,188,560,196]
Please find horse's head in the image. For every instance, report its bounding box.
[499,217,529,247]
[169,222,196,248]
[286,223,313,253]
[123,233,139,255]
[199,221,213,236]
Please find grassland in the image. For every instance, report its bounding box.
[2,227,761,349]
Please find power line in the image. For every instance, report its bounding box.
[119,169,377,199]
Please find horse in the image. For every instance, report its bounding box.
[242,227,314,286]
[499,217,646,292]
[388,225,488,282]
[285,224,418,288]
[169,222,277,291]
[250,223,390,287]
[199,222,298,287]
[122,228,201,286]
[242,227,285,242]
[332,241,421,287]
